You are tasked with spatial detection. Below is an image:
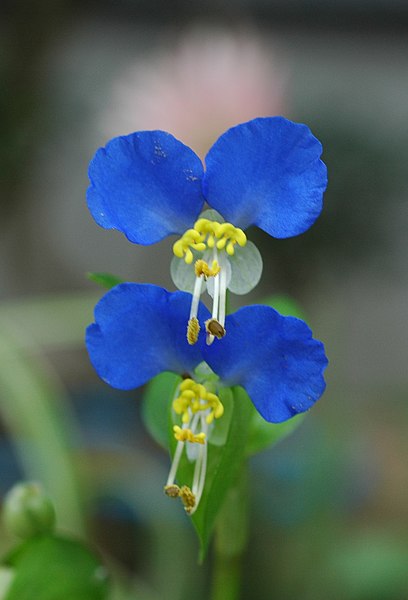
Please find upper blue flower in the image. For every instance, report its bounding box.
[87,116,327,244]
[86,283,328,423]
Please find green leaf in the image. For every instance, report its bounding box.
[245,412,305,456]
[141,372,181,449]
[3,535,109,600]
[87,273,124,290]
[170,386,252,560]
[262,294,306,319]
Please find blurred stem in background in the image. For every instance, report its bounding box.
[0,293,99,535]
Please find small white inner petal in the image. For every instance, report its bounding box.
[227,240,263,295]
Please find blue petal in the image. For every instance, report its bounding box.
[203,117,327,238]
[203,305,328,423]
[87,131,205,244]
[86,283,210,390]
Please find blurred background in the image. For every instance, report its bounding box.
[1,1,408,598]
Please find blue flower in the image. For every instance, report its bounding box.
[86,283,327,424]
[87,117,327,344]
[88,116,326,244]
[86,282,327,512]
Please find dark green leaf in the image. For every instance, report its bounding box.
[3,535,109,600]
[245,411,305,456]
[142,372,180,449]
[87,273,124,290]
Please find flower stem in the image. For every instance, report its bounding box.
[210,469,249,600]
[211,554,241,600]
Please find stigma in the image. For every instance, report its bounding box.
[175,217,247,346]
[164,377,224,515]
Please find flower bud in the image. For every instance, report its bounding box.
[3,482,56,539]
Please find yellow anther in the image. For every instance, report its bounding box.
[173,425,206,444]
[191,242,206,252]
[180,378,195,390]
[226,241,236,256]
[173,218,247,261]
[217,222,234,236]
[185,249,194,264]
[172,239,185,258]
[195,259,221,278]
[187,317,200,345]
[179,485,196,514]
[194,218,218,236]
[234,229,247,246]
[184,228,203,242]
[172,378,224,425]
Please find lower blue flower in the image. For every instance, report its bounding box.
[86,283,327,422]
[86,283,328,514]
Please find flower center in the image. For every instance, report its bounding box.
[173,218,247,346]
[164,377,224,515]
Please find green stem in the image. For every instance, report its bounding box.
[210,469,248,600]
[211,554,241,600]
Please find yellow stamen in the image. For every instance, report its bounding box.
[187,317,200,345]
[173,218,247,262]
[173,425,206,444]
[179,486,196,514]
[195,259,221,278]
[172,378,224,426]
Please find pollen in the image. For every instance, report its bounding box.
[187,317,200,345]
[205,318,226,339]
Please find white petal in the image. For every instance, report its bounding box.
[170,254,206,293]
[198,208,224,222]
[228,240,263,295]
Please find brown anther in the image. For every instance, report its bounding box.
[164,484,181,498]
[205,318,226,339]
